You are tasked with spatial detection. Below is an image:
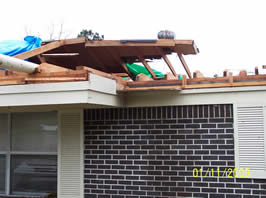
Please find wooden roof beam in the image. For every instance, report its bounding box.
[14,37,86,60]
[42,53,79,57]
[157,48,177,77]
[14,40,64,60]
[85,39,176,47]
[135,47,157,79]
[177,53,192,79]
[138,56,157,79]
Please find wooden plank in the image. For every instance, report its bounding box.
[125,80,266,91]
[122,86,181,91]
[185,81,266,89]
[85,39,176,47]
[177,53,192,79]
[228,72,233,85]
[175,40,199,55]
[0,70,6,77]
[182,75,187,89]
[6,71,28,77]
[193,71,204,78]
[38,63,71,73]
[76,66,112,78]
[37,55,46,63]
[128,74,266,87]
[136,73,153,81]
[76,66,127,85]
[63,37,86,45]
[29,70,88,78]
[111,73,128,77]
[0,79,25,86]
[25,77,87,81]
[120,62,132,78]
[157,48,177,76]
[128,79,181,86]
[239,70,247,78]
[42,53,79,57]
[15,41,64,60]
[139,56,157,79]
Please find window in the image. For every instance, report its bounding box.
[0,155,5,193]
[234,105,266,178]
[0,112,57,196]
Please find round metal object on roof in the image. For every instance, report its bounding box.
[158,30,176,40]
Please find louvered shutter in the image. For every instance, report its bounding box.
[58,110,84,198]
[234,105,266,178]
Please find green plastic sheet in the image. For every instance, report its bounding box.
[126,63,164,80]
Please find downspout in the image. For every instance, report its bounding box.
[0,54,39,73]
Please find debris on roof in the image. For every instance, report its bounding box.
[0,37,266,92]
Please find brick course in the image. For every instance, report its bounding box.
[84,105,266,198]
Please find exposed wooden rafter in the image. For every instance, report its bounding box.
[14,41,64,60]
[138,56,157,79]
[134,47,157,79]
[177,53,192,79]
[42,53,80,57]
[157,47,177,77]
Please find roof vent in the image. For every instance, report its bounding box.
[157,30,175,39]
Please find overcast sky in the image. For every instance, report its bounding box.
[1,0,266,77]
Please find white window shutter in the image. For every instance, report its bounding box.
[234,105,266,178]
[58,110,84,198]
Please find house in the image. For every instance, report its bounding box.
[0,37,265,198]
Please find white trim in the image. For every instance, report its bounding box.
[126,88,266,107]
[233,103,239,171]
[0,81,90,95]
[0,75,116,95]
[57,111,61,198]
[0,76,121,107]
[264,106,266,173]
[80,110,84,198]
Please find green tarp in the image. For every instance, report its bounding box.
[126,63,164,80]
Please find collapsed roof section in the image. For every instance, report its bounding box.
[16,37,198,78]
[1,37,266,92]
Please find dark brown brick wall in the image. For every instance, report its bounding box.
[84,105,266,198]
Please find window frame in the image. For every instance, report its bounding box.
[0,112,57,196]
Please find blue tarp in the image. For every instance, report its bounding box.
[0,36,42,56]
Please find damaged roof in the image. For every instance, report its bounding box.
[0,37,266,92]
